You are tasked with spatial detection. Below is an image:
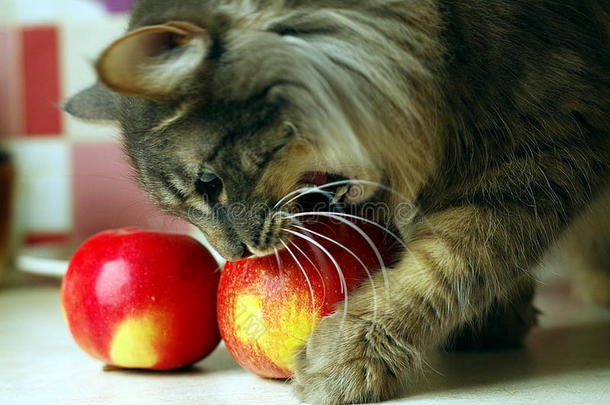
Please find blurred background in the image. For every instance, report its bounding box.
[0,0,199,283]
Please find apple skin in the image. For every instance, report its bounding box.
[61,228,221,371]
[218,216,397,379]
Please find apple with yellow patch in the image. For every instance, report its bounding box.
[218,216,397,378]
[61,228,221,370]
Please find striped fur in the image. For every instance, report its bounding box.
[66,0,610,404]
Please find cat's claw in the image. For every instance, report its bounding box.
[292,312,408,405]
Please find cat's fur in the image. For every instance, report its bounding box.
[66,1,610,404]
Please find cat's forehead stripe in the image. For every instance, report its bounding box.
[150,102,194,134]
[204,113,279,166]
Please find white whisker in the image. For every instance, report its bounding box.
[273,186,334,210]
[273,247,283,275]
[292,225,379,322]
[289,212,395,317]
[273,186,310,210]
[278,188,335,212]
[274,179,416,215]
[280,240,318,322]
[289,211,407,249]
[289,240,327,305]
[283,228,350,330]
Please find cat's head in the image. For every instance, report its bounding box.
[66,16,386,261]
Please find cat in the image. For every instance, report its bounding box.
[66,0,610,404]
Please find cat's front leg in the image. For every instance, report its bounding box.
[293,205,552,405]
[292,305,412,405]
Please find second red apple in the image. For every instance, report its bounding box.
[218,215,397,378]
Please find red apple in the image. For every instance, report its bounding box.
[61,228,221,370]
[217,215,397,379]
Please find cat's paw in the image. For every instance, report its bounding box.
[292,312,412,405]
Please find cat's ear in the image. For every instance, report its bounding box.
[63,83,120,124]
[96,21,211,100]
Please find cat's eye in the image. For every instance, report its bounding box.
[200,172,219,183]
[195,170,223,203]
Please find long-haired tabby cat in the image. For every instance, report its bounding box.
[66,0,610,404]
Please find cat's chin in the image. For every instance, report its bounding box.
[245,245,285,259]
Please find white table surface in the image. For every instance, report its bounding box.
[1,276,609,405]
